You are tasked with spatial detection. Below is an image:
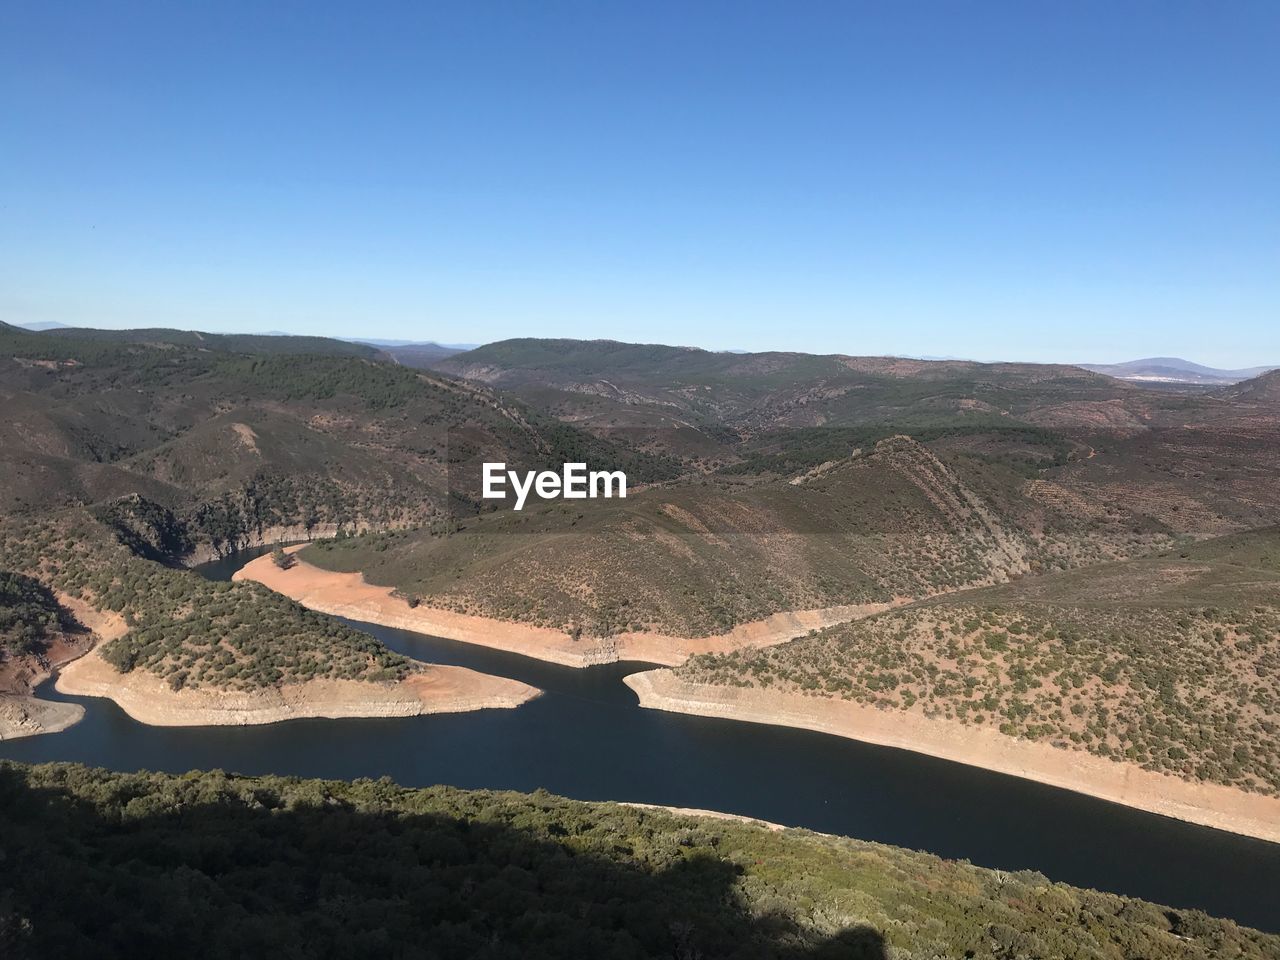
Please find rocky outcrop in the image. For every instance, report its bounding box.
[0,694,84,740]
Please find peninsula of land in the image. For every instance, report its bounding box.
[55,644,538,727]
[5,592,538,732]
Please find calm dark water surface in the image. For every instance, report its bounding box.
[3,547,1277,931]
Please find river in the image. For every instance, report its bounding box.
[2,547,1277,931]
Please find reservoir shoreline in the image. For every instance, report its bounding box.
[235,545,890,667]
[624,669,1280,845]
[39,587,539,731]
[55,645,540,727]
[240,548,1280,846]
[4,590,1277,932]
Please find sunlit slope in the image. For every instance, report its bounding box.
[0,324,675,554]
[305,436,1168,637]
[434,337,1144,431]
[677,526,1280,795]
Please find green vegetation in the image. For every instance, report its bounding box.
[184,474,395,556]
[39,324,382,358]
[679,537,1280,795]
[0,514,413,691]
[3,325,683,551]
[91,494,194,563]
[435,338,1138,436]
[719,421,1073,478]
[503,409,685,485]
[2,761,1275,959]
[213,354,435,408]
[307,435,1166,637]
[0,572,69,657]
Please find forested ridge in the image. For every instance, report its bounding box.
[1,762,1275,960]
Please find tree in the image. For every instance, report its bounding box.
[271,547,296,570]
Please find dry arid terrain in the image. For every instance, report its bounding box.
[5,327,1280,941]
[674,529,1280,799]
[302,434,1174,638]
[239,545,889,667]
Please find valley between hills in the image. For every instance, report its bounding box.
[4,322,1280,946]
[5,324,1280,811]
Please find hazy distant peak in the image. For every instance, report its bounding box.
[1078,357,1278,385]
[14,321,72,331]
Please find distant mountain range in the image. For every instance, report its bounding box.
[344,338,479,350]
[343,339,475,368]
[14,321,72,331]
[1078,357,1278,385]
[10,322,1274,386]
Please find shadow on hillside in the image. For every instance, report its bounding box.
[0,765,887,960]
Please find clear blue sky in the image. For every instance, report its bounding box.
[2,2,1276,365]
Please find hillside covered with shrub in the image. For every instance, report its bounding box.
[678,529,1280,795]
[305,435,1170,637]
[2,762,1275,960]
[0,513,413,691]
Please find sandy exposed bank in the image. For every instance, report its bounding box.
[45,589,538,727]
[236,546,890,667]
[624,670,1280,844]
[0,695,84,741]
[55,645,539,727]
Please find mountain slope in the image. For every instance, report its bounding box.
[677,526,1280,796]
[303,436,1168,637]
[434,338,1137,434]
[0,324,677,555]
[1227,368,1280,403]
[1079,357,1277,385]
